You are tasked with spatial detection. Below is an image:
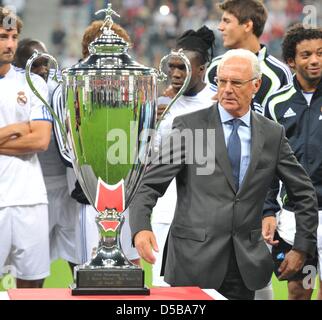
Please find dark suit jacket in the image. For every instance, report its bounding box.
[130,103,318,291]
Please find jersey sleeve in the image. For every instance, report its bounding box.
[52,84,72,166]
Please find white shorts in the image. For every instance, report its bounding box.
[151,222,171,287]
[0,204,50,280]
[48,177,80,264]
[75,206,139,264]
[150,179,176,286]
[277,209,322,280]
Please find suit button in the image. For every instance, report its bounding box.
[235,198,240,203]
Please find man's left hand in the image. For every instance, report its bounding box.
[278,249,306,280]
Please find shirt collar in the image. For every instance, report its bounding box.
[218,103,251,127]
[293,74,322,93]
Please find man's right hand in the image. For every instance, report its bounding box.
[157,85,179,121]
[157,104,168,121]
[134,230,159,264]
[278,249,306,280]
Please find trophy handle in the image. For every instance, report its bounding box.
[25,50,67,143]
[155,48,192,128]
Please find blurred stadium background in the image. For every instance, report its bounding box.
[0,0,321,299]
[2,0,322,67]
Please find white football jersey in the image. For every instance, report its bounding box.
[0,65,51,207]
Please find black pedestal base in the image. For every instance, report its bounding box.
[71,284,150,296]
[71,267,150,296]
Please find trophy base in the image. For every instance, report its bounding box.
[71,267,150,296]
[71,284,150,296]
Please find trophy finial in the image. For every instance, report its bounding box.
[95,3,120,33]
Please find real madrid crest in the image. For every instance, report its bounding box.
[17,91,27,105]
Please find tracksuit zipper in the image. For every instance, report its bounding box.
[304,103,310,170]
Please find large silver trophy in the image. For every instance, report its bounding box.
[26,4,191,295]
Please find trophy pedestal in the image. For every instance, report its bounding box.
[71,216,150,296]
[71,267,150,296]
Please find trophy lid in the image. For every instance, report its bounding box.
[69,4,152,73]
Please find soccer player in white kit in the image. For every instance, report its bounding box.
[151,26,217,286]
[0,8,52,288]
[13,38,83,269]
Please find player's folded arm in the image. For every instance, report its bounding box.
[0,120,52,155]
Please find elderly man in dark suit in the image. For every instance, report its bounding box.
[129,49,318,300]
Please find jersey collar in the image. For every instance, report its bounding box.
[0,64,15,80]
[257,45,267,62]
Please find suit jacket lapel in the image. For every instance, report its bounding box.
[212,104,237,192]
[238,111,264,194]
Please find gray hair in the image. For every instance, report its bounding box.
[218,49,262,79]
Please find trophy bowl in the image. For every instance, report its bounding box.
[26,4,191,295]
